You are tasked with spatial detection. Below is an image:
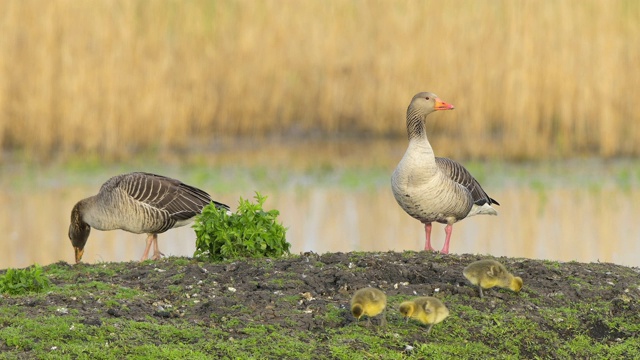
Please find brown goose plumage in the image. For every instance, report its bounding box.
[391,92,499,254]
[68,172,229,263]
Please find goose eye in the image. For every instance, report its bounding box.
[425,97,430,100]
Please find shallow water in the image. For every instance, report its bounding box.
[2,140,639,268]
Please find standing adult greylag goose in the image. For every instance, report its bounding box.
[391,92,499,254]
[68,172,229,263]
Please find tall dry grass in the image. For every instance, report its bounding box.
[0,0,638,161]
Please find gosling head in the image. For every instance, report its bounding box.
[68,202,90,264]
[510,276,524,293]
[351,304,364,320]
[399,301,415,322]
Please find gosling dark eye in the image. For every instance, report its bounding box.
[425,97,430,100]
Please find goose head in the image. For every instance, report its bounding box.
[68,201,90,263]
[408,92,455,118]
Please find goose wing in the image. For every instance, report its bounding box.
[435,157,499,206]
[114,172,228,222]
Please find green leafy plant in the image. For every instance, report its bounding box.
[0,264,51,295]
[193,192,290,261]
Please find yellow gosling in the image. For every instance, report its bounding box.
[350,287,387,326]
[463,259,524,298]
[399,296,449,334]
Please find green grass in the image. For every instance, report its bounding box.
[1,300,637,359]
[0,315,221,359]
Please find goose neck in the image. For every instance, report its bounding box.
[406,112,428,141]
[74,196,102,226]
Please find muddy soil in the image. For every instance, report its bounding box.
[2,251,640,358]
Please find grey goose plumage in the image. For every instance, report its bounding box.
[391,92,499,254]
[69,172,229,263]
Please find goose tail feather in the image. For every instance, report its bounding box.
[467,203,498,217]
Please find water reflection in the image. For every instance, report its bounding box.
[2,180,639,268]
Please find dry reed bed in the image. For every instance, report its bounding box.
[0,0,638,161]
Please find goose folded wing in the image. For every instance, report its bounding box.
[118,172,215,221]
[435,157,499,206]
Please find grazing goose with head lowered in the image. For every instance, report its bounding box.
[391,92,499,254]
[69,172,229,263]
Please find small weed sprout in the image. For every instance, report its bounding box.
[193,192,290,261]
[0,264,51,295]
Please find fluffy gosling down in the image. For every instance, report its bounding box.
[463,259,523,298]
[350,287,387,326]
[399,297,449,334]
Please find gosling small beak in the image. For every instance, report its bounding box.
[434,97,455,111]
[74,247,84,264]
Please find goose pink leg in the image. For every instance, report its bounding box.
[140,234,155,261]
[151,234,164,260]
[440,224,453,254]
[424,222,453,254]
[140,234,164,261]
[424,223,435,251]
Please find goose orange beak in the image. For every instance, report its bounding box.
[434,98,455,110]
[74,247,84,264]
